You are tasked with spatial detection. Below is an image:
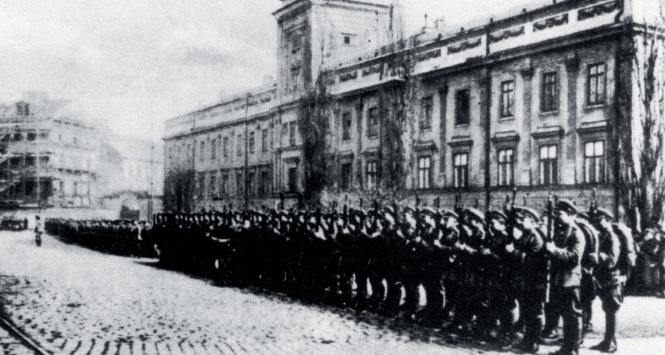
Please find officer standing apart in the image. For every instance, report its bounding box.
[590,208,622,353]
[546,200,586,355]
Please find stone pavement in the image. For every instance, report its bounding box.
[1,231,664,355]
[0,326,35,355]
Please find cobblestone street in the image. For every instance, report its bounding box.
[0,231,664,355]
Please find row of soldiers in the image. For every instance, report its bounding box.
[46,195,635,355]
[0,216,28,231]
[45,219,155,257]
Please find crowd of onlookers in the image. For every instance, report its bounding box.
[632,227,665,297]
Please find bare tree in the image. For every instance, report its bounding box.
[616,10,665,231]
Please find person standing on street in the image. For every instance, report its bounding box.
[34,215,44,247]
[590,208,622,353]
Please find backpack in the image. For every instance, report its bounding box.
[576,218,599,268]
[613,223,637,274]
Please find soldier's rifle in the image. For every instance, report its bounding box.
[545,193,554,304]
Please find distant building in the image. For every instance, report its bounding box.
[0,92,99,208]
[164,0,665,215]
[98,134,163,197]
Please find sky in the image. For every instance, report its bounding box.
[0,0,549,140]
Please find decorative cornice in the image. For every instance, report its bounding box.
[489,26,525,43]
[447,136,474,148]
[491,131,520,144]
[533,13,569,32]
[577,120,608,135]
[531,126,565,139]
[361,147,379,156]
[447,37,482,54]
[415,49,442,63]
[361,63,384,77]
[339,150,355,160]
[414,140,438,152]
[339,70,358,82]
[577,0,620,21]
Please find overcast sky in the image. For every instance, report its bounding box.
[0,0,547,140]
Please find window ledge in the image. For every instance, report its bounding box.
[583,103,606,111]
[454,123,470,128]
[498,116,515,122]
[539,110,560,117]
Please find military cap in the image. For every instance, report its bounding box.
[486,209,508,222]
[462,208,485,223]
[594,208,614,221]
[383,205,396,217]
[556,200,578,215]
[420,207,438,217]
[513,206,541,223]
[402,206,415,216]
[578,212,590,221]
[440,209,459,219]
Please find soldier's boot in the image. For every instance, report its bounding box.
[382,281,402,316]
[400,282,420,321]
[581,292,594,335]
[591,312,618,353]
[354,274,371,310]
[369,277,385,311]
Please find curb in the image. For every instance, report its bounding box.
[0,316,50,355]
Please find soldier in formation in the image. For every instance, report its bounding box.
[45,195,636,355]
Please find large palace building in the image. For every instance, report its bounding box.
[163,0,663,215]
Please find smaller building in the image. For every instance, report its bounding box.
[0,93,99,208]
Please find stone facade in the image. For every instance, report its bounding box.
[163,0,663,214]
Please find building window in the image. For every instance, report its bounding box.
[366,161,378,190]
[211,139,217,160]
[248,172,255,196]
[223,137,229,158]
[221,174,228,195]
[197,173,205,197]
[342,112,352,141]
[455,89,470,125]
[497,148,515,186]
[249,132,255,155]
[289,122,296,146]
[587,63,606,106]
[500,80,515,117]
[259,171,270,195]
[539,145,558,185]
[209,172,217,196]
[262,129,268,152]
[418,156,432,189]
[453,153,469,188]
[199,141,205,162]
[340,162,353,190]
[541,71,559,112]
[236,172,243,195]
[367,107,379,138]
[237,134,242,157]
[584,141,605,184]
[420,97,433,131]
[287,167,297,193]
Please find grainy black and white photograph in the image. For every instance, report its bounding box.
[1,0,665,354]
